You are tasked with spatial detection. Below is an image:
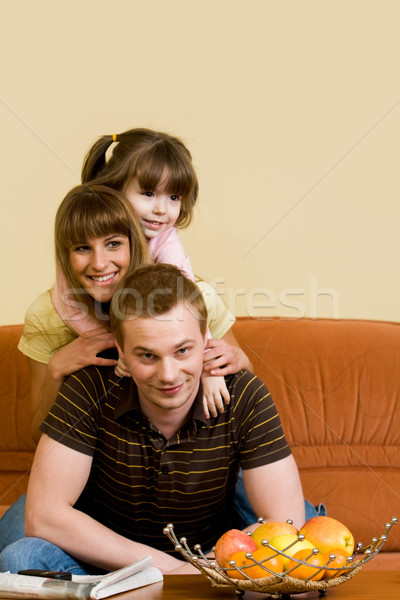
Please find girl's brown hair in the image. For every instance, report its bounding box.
[55,184,150,319]
[81,128,198,228]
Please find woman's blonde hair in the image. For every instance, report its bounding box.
[81,128,198,229]
[55,184,150,319]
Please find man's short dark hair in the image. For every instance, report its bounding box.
[110,264,208,345]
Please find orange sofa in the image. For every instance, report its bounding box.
[0,319,399,569]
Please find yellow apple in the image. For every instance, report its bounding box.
[268,534,314,569]
[214,529,257,567]
[299,516,354,556]
[251,521,298,549]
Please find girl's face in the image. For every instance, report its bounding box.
[124,178,181,240]
[69,234,130,303]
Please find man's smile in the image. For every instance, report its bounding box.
[156,384,184,396]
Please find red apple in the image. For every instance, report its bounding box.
[299,516,354,556]
[214,529,257,567]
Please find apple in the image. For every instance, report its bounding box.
[300,516,354,556]
[251,521,298,549]
[268,534,314,569]
[214,529,257,567]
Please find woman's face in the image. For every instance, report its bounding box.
[69,234,130,303]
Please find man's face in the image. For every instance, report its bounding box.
[119,302,206,416]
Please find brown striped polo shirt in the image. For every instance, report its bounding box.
[41,367,291,555]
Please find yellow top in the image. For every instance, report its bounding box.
[18,281,235,364]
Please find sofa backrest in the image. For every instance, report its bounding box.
[233,317,400,552]
[0,325,35,510]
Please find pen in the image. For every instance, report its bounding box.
[18,570,72,581]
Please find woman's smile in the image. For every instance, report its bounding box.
[69,235,130,302]
[89,272,118,283]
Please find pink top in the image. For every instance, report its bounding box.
[53,271,104,336]
[148,227,194,281]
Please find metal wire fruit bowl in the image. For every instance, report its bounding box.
[163,517,397,597]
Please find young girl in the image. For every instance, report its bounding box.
[55,128,252,417]
[82,129,199,283]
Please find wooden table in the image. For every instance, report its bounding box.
[122,571,399,599]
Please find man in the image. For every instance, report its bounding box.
[0,264,304,575]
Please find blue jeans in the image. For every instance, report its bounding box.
[0,537,96,575]
[233,470,326,530]
[0,494,26,552]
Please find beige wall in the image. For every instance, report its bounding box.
[2,1,399,325]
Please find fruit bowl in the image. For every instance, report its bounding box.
[163,517,397,597]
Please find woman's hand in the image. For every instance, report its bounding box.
[202,338,251,376]
[48,328,117,380]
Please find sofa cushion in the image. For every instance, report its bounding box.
[233,317,400,552]
[0,325,35,507]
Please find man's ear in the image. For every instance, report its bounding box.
[115,339,124,357]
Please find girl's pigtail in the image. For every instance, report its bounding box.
[81,135,115,183]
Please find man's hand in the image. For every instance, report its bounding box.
[168,562,199,574]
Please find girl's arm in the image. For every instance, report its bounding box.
[201,329,253,418]
[201,371,230,418]
[29,329,118,443]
